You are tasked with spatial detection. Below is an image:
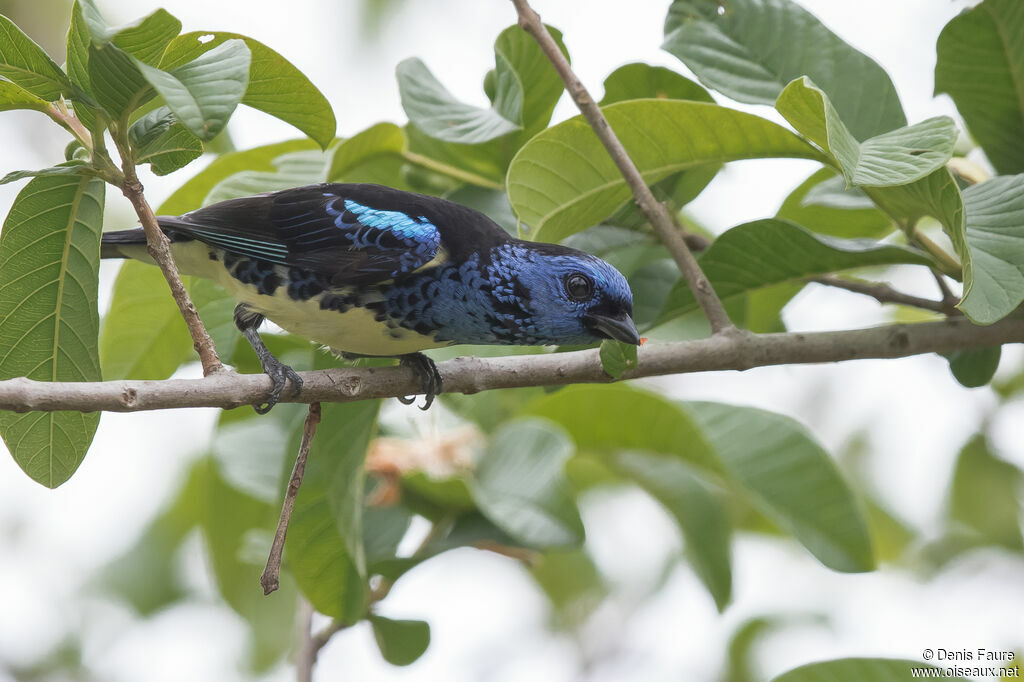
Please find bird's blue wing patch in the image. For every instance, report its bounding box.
[160,186,443,286]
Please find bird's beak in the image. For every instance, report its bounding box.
[585,311,641,345]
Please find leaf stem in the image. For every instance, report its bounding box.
[508,0,736,336]
[403,150,504,190]
[809,275,958,315]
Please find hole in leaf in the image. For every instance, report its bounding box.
[198,34,215,44]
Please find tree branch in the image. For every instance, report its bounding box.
[115,143,223,376]
[0,318,1020,413]
[509,0,735,335]
[261,402,322,596]
[809,276,958,315]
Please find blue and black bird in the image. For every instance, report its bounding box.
[101,183,640,412]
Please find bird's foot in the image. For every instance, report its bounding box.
[254,358,303,414]
[398,353,442,410]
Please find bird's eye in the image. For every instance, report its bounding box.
[565,273,593,301]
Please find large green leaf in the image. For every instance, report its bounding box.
[286,400,379,622]
[663,0,905,140]
[949,435,1023,550]
[658,219,931,323]
[397,25,566,144]
[0,79,50,114]
[936,0,1024,174]
[205,148,329,204]
[600,62,713,105]
[109,8,181,65]
[0,175,104,487]
[128,106,203,175]
[200,457,297,671]
[160,32,336,148]
[137,39,250,140]
[613,452,732,611]
[369,616,430,667]
[776,168,893,239]
[88,42,152,119]
[506,99,822,242]
[0,14,72,100]
[160,138,320,214]
[684,402,874,572]
[959,175,1024,324]
[777,77,956,187]
[470,418,584,548]
[398,57,520,144]
[770,658,968,682]
[522,385,720,474]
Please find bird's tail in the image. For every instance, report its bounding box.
[100,228,149,259]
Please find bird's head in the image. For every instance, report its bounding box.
[493,242,640,347]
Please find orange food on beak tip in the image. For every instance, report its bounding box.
[639,337,648,346]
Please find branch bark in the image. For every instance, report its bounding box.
[809,276,958,315]
[0,317,1019,413]
[118,158,223,376]
[509,0,735,335]
[261,402,321,596]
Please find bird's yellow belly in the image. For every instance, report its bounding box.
[171,241,451,356]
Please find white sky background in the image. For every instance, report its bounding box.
[1,0,1022,681]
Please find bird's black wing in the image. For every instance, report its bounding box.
[157,184,450,286]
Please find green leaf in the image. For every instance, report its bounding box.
[66,1,93,96]
[200,457,297,671]
[949,435,1023,550]
[530,549,608,630]
[506,99,822,242]
[398,57,520,144]
[598,339,637,379]
[959,175,1024,324]
[600,62,713,105]
[777,168,895,239]
[663,0,906,140]
[935,0,1024,174]
[369,615,430,666]
[770,658,968,682]
[658,219,930,323]
[0,79,49,113]
[470,418,584,548]
[397,25,566,145]
[159,138,320,214]
[128,106,203,175]
[137,39,251,140]
[100,461,205,614]
[286,400,379,622]
[523,385,720,474]
[0,14,72,100]
[777,77,956,187]
[684,402,874,572]
[88,42,152,119]
[613,452,732,610]
[0,174,104,487]
[160,32,335,148]
[100,261,236,380]
[204,148,329,205]
[110,8,181,65]
[0,162,96,185]
[945,347,1002,388]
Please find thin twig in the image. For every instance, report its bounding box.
[931,270,959,308]
[1,317,1022,413]
[261,402,323,595]
[509,0,735,335]
[115,140,223,376]
[296,599,315,682]
[810,275,957,315]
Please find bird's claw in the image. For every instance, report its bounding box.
[399,353,442,410]
[254,361,303,414]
